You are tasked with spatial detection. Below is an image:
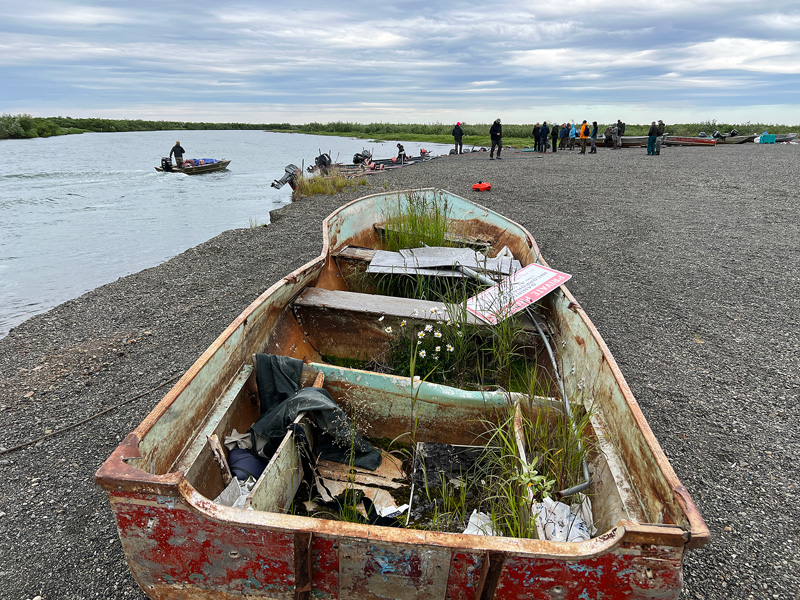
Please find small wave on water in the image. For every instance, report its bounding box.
[0,130,454,338]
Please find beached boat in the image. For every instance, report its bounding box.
[774,133,798,143]
[714,134,757,144]
[95,188,708,599]
[663,136,716,147]
[619,135,649,148]
[155,158,231,174]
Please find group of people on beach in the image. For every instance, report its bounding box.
[450,118,667,157]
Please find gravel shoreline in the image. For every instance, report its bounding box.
[1,143,798,599]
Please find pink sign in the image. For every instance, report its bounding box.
[466,263,572,324]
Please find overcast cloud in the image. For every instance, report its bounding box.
[2,0,799,124]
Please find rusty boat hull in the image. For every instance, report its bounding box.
[662,136,716,147]
[96,189,708,599]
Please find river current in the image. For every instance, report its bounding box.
[0,130,452,337]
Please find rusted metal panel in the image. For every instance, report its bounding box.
[338,538,451,600]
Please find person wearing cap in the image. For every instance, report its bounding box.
[655,119,665,155]
[169,141,185,167]
[489,118,503,159]
[451,122,464,154]
[396,143,408,164]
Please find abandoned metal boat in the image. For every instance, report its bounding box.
[155,157,231,174]
[714,134,757,144]
[662,136,716,147]
[96,188,708,599]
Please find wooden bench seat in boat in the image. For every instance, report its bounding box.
[291,287,537,361]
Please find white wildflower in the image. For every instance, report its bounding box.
[400,320,407,327]
[435,346,441,352]
[434,330,442,338]
[446,344,454,352]
[417,331,426,339]
[424,324,433,332]
[419,349,427,358]
[384,326,393,334]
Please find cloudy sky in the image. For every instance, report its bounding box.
[2,0,799,125]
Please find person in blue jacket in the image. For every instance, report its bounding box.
[568,123,577,150]
[539,121,550,153]
[559,123,568,149]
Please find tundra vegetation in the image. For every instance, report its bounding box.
[3,114,797,147]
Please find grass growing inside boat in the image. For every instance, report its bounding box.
[292,168,368,197]
[382,190,453,251]
[520,394,597,495]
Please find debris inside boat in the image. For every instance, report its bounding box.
[96,188,708,599]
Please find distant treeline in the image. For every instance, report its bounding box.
[275,121,800,144]
[0,114,291,140]
[2,114,797,144]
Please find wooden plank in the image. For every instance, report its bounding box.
[294,287,486,325]
[174,364,256,474]
[373,223,492,248]
[334,245,376,261]
[246,413,306,512]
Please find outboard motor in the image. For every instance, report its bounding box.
[729,128,739,137]
[712,130,723,139]
[353,149,372,164]
[315,152,332,174]
[161,157,173,172]
[271,164,301,190]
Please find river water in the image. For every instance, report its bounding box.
[0,130,452,338]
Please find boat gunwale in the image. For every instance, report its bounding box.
[95,187,708,549]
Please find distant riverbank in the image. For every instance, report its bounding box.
[4,114,799,146]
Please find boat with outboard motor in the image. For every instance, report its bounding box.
[156,157,231,174]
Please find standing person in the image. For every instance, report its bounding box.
[489,119,503,160]
[646,121,658,155]
[604,126,613,147]
[489,118,503,159]
[559,123,568,149]
[655,119,665,155]
[451,122,464,154]
[616,119,625,148]
[539,121,550,153]
[611,122,619,149]
[532,123,541,152]
[579,120,590,154]
[169,141,185,167]
[568,123,576,150]
[589,121,598,153]
[551,122,559,153]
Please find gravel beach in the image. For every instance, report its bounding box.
[0,142,798,599]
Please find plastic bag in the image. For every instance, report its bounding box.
[534,495,595,542]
